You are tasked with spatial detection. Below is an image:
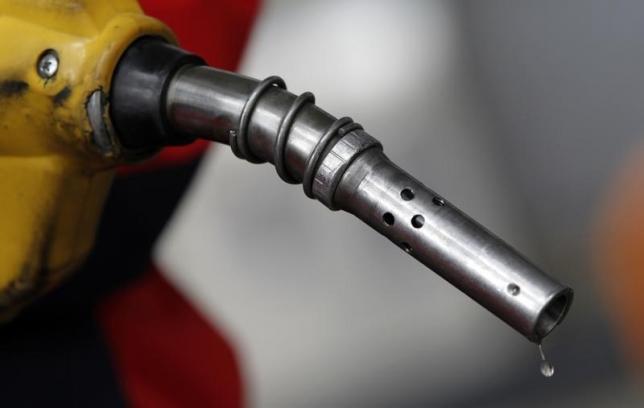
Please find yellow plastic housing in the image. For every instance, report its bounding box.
[0,0,175,317]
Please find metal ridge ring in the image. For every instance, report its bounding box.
[301,116,354,198]
[231,75,286,163]
[274,92,316,183]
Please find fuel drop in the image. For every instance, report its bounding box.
[538,344,555,378]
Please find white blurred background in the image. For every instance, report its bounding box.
[156,1,644,406]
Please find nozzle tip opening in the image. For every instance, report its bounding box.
[534,288,574,342]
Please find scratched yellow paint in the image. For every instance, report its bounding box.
[0,0,175,316]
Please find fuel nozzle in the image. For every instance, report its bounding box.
[111,38,573,343]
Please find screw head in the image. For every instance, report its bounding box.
[37,50,59,79]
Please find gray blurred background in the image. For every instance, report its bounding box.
[156,1,644,406]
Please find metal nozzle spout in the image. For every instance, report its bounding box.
[110,39,573,343]
[333,149,574,342]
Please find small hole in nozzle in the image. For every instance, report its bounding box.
[507,283,520,296]
[433,196,446,207]
[400,242,412,254]
[411,215,425,229]
[401,188,415,201]
[383,212,395,226]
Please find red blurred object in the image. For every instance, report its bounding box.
[100,266,243,408]
[595,147,644,374]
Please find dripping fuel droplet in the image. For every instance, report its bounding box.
[538,344,555,378]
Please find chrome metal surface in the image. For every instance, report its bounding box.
[87,90,116,157]
[166,65,573,342]
[335,149,572,342]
